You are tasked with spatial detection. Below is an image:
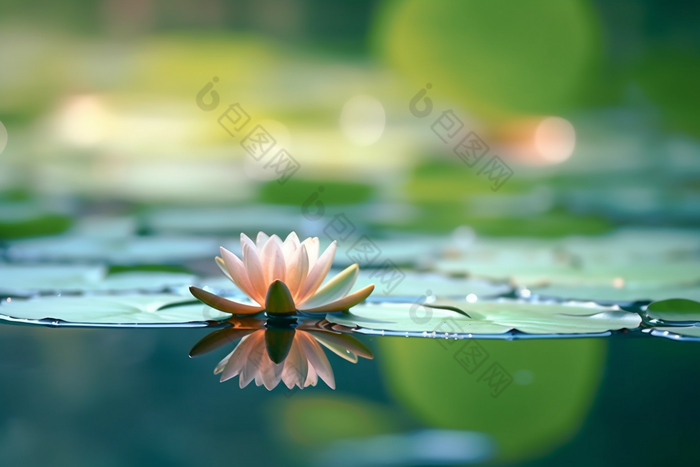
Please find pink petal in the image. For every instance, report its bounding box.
[189,286,264,315]
[301,237,320,270]
[219,247,263,304]
[297,241,337,303]
[287,244,309,300]
[215,257,232,281]
[299,284,374,313]
[241,233,258,255]
[297,263,358,309]
[256,232,269,249]
[243,243,268,303]
[259,235,286,284]
[282,232,300,263]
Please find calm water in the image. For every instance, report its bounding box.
[1,321,698,466]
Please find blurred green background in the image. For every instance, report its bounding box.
[0,0,698,238]
[1,1,700,466]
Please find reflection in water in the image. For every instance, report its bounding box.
[190,316,373,390]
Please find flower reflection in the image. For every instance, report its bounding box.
[190,316,373,390]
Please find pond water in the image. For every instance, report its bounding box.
[1,318,699,466]
[1,225,699,466]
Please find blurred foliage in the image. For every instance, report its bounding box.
[106,264,194,275]
[0,214,73,239]
[391,160,614,236]
[373,0,602,120]
[258,179,375,206]
[635,47,700,137]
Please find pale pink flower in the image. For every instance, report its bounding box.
[190,232,374,316]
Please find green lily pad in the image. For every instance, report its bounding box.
[0,202,73,238]
[529,284,700,303]
[146,206,302,235]
[435,258,700,288]
[354,270,511,297]
[0,264,196,296]
[561,228,700,262]
[7,235,219,264]
[327,299,640,335]
[646,299,700,322]
[322,235,445,268]
[0,294,230,326]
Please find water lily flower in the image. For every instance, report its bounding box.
[190,317,373,390]
[189,232,374,316]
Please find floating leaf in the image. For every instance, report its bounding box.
[560,228,700,263]
[434,258,700,288]
[529,284,700,303]
[325,235,445,268]
[0,264,196,296]
[354,270,511,297]
[7,235,219,264]
[646,299,700,323]
[0,294,230,326]
[327,299,640,335]
[146,206,302,235]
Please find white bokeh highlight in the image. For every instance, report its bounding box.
[339,95,386,146]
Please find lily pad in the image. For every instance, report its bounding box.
[560,228,700,263]
[354,270,511,297]
[0,294,230,326]
[146,206,302,235]
[0,264,196,296]
[434,258,700,288]
[327,299,641,335]
[646,299,700,323]
[6,235,219,264]
[324,235,444,268]
[0,202,74,238]
[528,284,700,304]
